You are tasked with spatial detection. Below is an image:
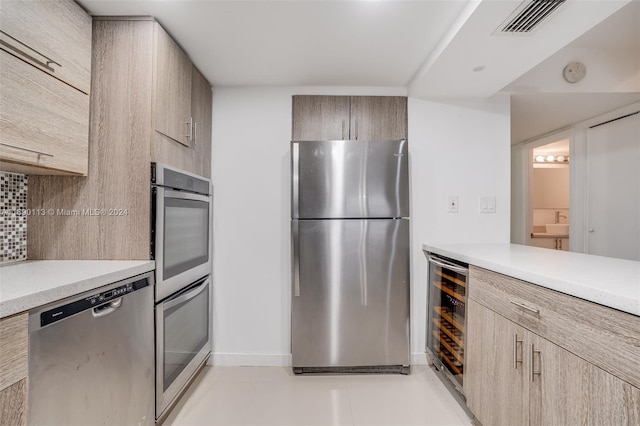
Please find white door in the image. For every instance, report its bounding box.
[586,113,640,261]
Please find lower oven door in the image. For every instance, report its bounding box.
[156,275,211,419]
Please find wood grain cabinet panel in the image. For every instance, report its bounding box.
[469,266,640,389]
[0,0,92,94]
[292,95,407,141]
[0,50,89,175]
[0,0,91,176]
[28,18,212,260]
[154,23,192,147]
[292,95,350,141]
[465,299,529,426]
[0,378,27,426]
[191,65,212,178]
[466,267,640,426]
[350,96,407,140]
[0,313,28,426]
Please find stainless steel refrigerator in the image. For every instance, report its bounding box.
[291,139,410,374]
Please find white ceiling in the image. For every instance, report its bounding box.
[77,0,633,97]
[78,0,639,143]
[77,0,467,87]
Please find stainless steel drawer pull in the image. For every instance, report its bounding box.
[510,300,540,315]
[513,333,523,369]
[530,343,541,382]
[1,142,54,158]
[0,30,61,73]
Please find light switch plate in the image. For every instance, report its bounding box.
[480,196,496,213]
[448,196,459,213]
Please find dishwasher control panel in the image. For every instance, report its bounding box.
[40,277,149,327]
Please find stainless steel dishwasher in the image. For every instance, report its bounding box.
[28,272,154,426]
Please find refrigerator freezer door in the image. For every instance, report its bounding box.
[292,140,408,219]
[291,218,410,368]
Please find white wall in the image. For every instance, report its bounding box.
[407,96,511,356]
[211,88,511,366]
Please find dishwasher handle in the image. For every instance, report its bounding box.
[92,298,123,318]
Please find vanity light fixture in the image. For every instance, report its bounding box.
[533,155,570,164]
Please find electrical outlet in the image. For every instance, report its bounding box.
[448,196,458,213]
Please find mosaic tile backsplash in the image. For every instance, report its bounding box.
[0,172,28,262]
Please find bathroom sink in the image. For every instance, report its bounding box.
[546,224,569,235]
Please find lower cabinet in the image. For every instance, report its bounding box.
[0,313,28,425]
[466,284,640,426]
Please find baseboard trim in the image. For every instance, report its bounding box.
[209,352,428,367]
[210,353,292,367]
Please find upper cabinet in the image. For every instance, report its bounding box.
[191,65,212,178]
[292,96,350,141]
[0,0,92,94]
[292,95,407,141]
[154,24,192,147]
[28,18,213,260]
[350,96,407,141]
[0,0,91,175]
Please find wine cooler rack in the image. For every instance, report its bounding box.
[426,255,468,388]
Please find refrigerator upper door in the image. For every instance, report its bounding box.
[292,140,408,219]
[291,218,410,368]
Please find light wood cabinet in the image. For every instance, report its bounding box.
[466,299,529,426]
[154,24,192,147]
[0,0,91,176]
[292,95,407,141]
[466,267,640,426]
[0,0,92,94]
[0,313,28,425]
[28,17,212,260]
[0,50,89,175]
[191,65,213,178]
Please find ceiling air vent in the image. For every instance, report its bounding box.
[499,0,566,34]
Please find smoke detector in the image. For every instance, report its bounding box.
[563,62,587,83]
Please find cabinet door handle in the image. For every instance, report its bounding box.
[354,118,358,140]
[530,343,541,382]
[510,301,540,315]
[193,121,197,146]
[341,119,346,140]
[0,142,54,159]
[186,117,193,142]
[0,30,61,73]
[513,333,523,369]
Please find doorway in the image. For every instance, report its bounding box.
[529,139,570,251]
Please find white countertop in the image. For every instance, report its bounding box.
[422,243,640,317]
[0,260,155,318]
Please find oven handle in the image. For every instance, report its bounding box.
[157,186,212,202]
[164,279,209,310]
[427,255,468,275]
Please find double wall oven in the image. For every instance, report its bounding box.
[151,163,212,421]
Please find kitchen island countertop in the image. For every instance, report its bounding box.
[0,260,155,318]
[422,243,640,317]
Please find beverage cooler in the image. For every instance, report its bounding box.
[425,253,468,398]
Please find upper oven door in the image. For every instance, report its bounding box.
[154,186,212,301]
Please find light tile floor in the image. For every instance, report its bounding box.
[163,365,473,426]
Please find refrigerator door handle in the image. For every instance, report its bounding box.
[292,143,299,219]
[292,221,300,297]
